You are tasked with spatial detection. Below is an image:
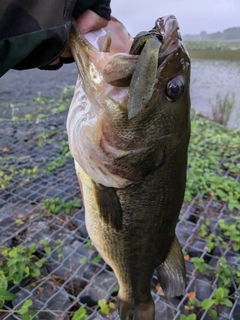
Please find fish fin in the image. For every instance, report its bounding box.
[94,182,122,231]
[118,298,154,320]
[128,36,161,120]
[156,236,186,297]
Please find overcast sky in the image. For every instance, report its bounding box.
[111,0,239,36]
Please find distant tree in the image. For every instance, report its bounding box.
[200,31,208,40]
[210,31,223,40]
[222,27,240,40]
[183,26,240,41]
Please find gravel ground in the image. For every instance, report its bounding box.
[0,66,239,320]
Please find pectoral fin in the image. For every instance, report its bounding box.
[156,236,186,297]
[93,182,122,231]
[128,36,161,119]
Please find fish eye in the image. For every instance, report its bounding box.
[166,77,184,101]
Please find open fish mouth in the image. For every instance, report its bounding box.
[156,15,181,41]
[70,14,187,93]
[67,14,190,188]
[128,14,182,57]
[75,14,182,61]
[128,15,182,68]
[156,15,184,59]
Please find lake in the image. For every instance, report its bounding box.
[189,52,240,129]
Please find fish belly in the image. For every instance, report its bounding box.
[74,143,187,319]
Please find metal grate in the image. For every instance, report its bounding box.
[0,95,239,319]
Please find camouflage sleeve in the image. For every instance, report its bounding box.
[0,0,111,77]
[73,0,111,20]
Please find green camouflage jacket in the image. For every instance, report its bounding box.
[0,0,111,77]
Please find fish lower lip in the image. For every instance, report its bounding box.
[155,18,165,36]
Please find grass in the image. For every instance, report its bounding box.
[0,244,46,307]
[211,92,236,126]
[180,111,240,319]
[42,198,81,214]
[185,41,240,51]
[185,110,240,211]
[0,86,74,122]
[184,41,240,60]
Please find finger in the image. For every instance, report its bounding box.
[50,10,109,67]
[76,9,109,34]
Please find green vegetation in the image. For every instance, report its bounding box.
[0,164,40,189]
[44,140,72,173]
[0,244,46,307]
[181,112,240,319]
[45,155,67,172]
[187,249,239,319]
[42,198,81,214]
[0,143,71,188]
[191,256,240,288]
[36,129,59,147]
[72,306,88,320]
[198,219,228,253]
[191,257,209,274]
[198,214,240,253]
[17,300,36,320]
[219,217,240,251]
[0,86,74,122]
[184,41,240,60]
[211,93,236,125]
[44,139,72,174]
[92,253,102,264]
[71,299,113,319]
[98,299,110,315]
[180,314,196,320]
[184,112,240,211]
[214,257,239,288]
[0,168,14,188]
[0,299,36,320]
[20,166,38,177]
[185,41,240,51]
[182,287,233,319]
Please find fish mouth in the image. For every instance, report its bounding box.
[155,15,183,58]
[78,14,182,58]
[128,15,182,60]
[156,15,180,41]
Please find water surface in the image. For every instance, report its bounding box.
[190,57,240,129]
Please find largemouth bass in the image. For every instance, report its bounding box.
[67,15,191,320]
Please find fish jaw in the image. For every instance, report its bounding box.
[67,19,142,188]
[156,15,186,58]
[69,19,134,87]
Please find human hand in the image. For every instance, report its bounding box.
[49,10,109,67]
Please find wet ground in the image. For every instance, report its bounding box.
[0,64,78,105]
